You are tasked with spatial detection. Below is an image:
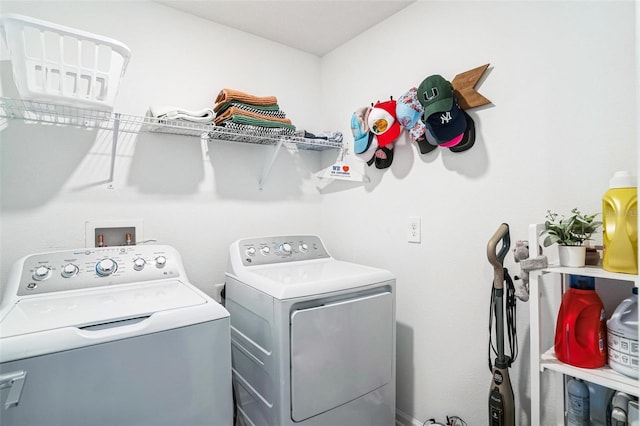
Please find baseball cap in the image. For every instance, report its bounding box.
[449,110,476,153]
[396,87,426,142]
[417,75,455,119]
[425,98,467,143]
[367,100,401,147]
[424,123,440,147]
[375,145,394,169]
[424,123,463,148]
[351,106,371,154]
[356,132,378,165]
[414,133,437,154]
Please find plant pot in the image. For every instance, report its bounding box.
[558,245,587,267]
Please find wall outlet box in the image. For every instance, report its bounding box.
[407,216,421,243]
[85,219,144,247]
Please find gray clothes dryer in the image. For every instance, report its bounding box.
[225,235,396,426]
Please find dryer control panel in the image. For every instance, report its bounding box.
[11,245,183,296]
[238,235,330,266]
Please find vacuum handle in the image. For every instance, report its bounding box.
[487,223,510,290]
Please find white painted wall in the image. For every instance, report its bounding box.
[0,0,326,294]
[0,1,637,426]
[318,1,637,425]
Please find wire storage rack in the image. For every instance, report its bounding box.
[0,97,343,188]
[0,97,342,150]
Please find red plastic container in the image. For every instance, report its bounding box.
[554,276,607,368]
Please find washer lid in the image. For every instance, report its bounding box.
[0,280,210,338]
[227,258,394,299]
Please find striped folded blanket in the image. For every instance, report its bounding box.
[215,100,285,117]
[220,114,296,131]
[214,88,278,111]
[220,122,296,137]
[214,106,292,126]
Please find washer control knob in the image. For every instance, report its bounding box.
[61,263,79,278]
[260,246,271,256]
[33,266,51,281]
[279,243,292,255]
[299,243,308,253]
[246,247,257,256]
[133,258,146,271]
[155,256,167,268]
[96,258,117,277]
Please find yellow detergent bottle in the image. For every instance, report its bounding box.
[603,171,638,274]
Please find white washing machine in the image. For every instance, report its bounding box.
[0,244,233,426]
[225,235,396,426]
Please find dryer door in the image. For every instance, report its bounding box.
[290,291,393,422]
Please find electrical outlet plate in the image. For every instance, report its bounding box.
[408,216,421,243]
[85,219,144,248]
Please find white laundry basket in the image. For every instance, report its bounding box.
[0,14,131,111]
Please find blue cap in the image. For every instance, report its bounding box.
[396,87,426,142]
[351,107,371,154]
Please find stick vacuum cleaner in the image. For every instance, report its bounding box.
[487,223,518,426]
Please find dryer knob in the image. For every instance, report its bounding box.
[33,266,51,281]
[246,247,257,256]
[299,243,308,253]
[260,246,271,256]
[133,258,146,271]
[155,256,167,268]
[96,258,117,277]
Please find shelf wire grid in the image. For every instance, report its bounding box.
[0,97,343,151]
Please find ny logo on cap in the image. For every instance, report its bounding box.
[440,111,452,124]
[423,88,439,102]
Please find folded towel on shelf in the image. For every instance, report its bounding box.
[215,121,296,138]
[319,130,343,143]
[215,100,284,117]
[294,130,343,142]
[147,105,215,123]
[220,114,296,131]
[214,88,278,112]
[214,106,292,126]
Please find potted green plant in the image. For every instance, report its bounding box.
[543,208,602,267]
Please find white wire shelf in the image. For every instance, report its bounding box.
[0,97,343,151]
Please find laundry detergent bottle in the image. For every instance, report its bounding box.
[555,275,607,368]
[603,171,638,274]
[607,287,639,378]
[566,378,590,426]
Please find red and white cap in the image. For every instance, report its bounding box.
[367,100,401,147]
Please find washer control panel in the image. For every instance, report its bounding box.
[239,235,330,266]
[15,245,181,296]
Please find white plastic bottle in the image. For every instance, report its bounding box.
[567,378,590,426]
[611,392,632,426]
[607,287,639,378]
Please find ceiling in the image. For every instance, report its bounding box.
[156,1,415,56]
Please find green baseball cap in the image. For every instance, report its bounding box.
[417,75,454,119]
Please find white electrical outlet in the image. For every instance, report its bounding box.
[408,216,421,243]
